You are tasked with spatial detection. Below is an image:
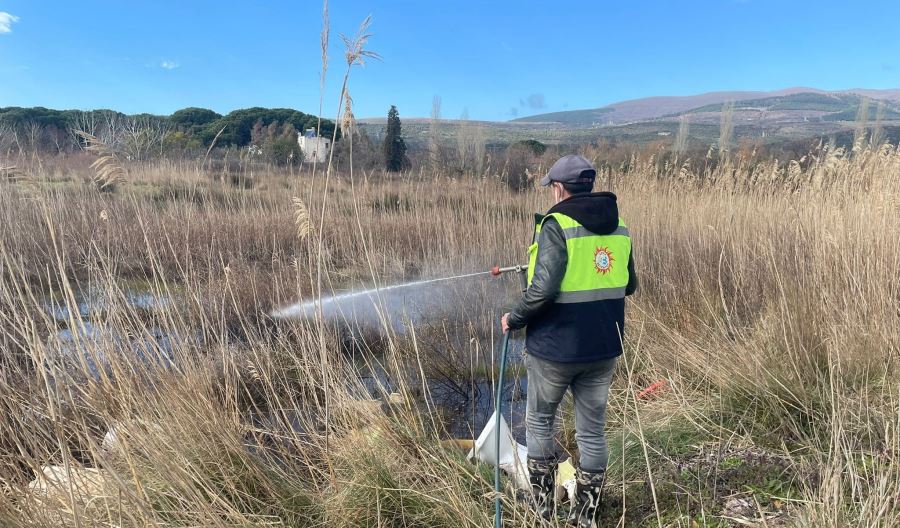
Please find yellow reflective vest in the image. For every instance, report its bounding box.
[524,211,632,361]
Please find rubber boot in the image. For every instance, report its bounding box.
[567,467,605,528]
[526,457,557,520]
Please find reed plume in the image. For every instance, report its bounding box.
[76,131,125,191]
[292,196,312,239]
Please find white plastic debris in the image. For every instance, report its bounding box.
[468,411,530,489]
[28,465,110,506]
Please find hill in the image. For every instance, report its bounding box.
[512,87,900,126]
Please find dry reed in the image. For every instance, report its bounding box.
[0,139,897,527]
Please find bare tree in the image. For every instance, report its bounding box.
[718,101,734,159]
[870,100,886,147]
[455,109,486,175]
[456,108,470,172]
[472,123,486,176]
[45,124,68,155]
[428,95,442,169]
[123,115,170,161]
[673,115,690,156]
[0,123,19,159]
[70,111,102,150]
[853,97,871,149]
[503,142,536,192]
[101,111,126,151]
[25,121,44,153]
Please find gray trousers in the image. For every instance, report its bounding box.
[525,354,617,473]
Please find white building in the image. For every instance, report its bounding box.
[297,128,331,163]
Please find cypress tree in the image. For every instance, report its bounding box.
[382,105,410,172]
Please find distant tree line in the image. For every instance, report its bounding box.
[0,106,337,164]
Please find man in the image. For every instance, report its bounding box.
[501,154,637,527]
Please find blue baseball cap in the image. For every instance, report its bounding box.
[540,155,596,187]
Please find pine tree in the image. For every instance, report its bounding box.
[382,105,410,172]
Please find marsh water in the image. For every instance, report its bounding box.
[44,272,529,443]
[45,289,181,379]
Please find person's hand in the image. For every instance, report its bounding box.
[501,313,510,334]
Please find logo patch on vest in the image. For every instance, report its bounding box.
[594,247,614,274]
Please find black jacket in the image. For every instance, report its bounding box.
[507,192,637,362]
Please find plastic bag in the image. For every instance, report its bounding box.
[468,411,529,489]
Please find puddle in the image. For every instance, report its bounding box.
[44,288,170,322]
[42,288,183,380]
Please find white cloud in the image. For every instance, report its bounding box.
[0,12,20,34]
[160,60,180,70]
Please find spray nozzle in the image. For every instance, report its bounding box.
[491,264,529,293]
[490,264,528,276]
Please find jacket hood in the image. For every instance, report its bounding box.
[546,192,619,235]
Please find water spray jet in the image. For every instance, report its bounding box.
[271,264,528,322]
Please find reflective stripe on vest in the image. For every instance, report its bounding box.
[527,212,631,302]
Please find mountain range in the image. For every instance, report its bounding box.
[356,87,900,149]
[510,87,900,127]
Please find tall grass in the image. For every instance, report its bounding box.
[0,141,897,527]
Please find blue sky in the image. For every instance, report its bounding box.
[1,1,898,121]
